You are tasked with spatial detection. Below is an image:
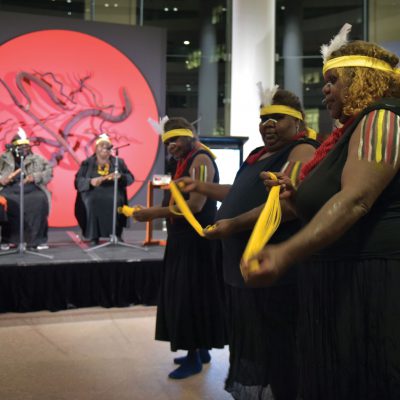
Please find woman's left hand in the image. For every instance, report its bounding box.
[203,219,236,239]
[241,244,291,287]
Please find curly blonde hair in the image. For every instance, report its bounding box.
[328,40,400,116]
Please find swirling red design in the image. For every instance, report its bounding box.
[0,30,159,227]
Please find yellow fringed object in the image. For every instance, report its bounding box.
[118,205,142,217]
[241,173,282,277]
[169,180,205,237]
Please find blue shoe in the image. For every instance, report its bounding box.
[169,352,202,379]
[174,349,211,365]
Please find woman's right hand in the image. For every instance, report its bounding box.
[0,177,10,186]
[241,243,291,287]
[90,177,104,187]
[260,171,295,199]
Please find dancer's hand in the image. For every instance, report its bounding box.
[260,171,295,199]
[175,177,198,193]
[203,219,236,239]
[240,244,291,287]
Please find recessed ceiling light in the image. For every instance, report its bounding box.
[66,0,71,3]
[114,3,118,6]
[164,7,169,12]
[183,40,190,45]
[281,5,286,10]
[105,3,109,7]
[67,11,72,15]
[173,7,178,11]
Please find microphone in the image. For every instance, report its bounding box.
[112,143,130,151]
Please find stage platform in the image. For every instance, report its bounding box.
[0,228,166,313]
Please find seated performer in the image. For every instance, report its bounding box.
[74,134,134,245]
[0,128,52,251]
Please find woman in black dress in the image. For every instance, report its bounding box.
[180,88,319,399]
[133,117,226,380]
[244,27,400,400]
[74,134,134,245]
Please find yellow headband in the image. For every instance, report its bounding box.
[260,105,303,120]
[12,138,30,146]
[323,55,400,75]
[95,136,112,146]
[162,128,194,143]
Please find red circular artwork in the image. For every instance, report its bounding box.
[0,30,159,227]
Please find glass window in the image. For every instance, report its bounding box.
[275,0,365,138]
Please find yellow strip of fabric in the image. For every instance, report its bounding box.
[376,110,385,163]
[162,129,194,143]
[241,173,281,276]
[199,143,217,159]
[169,180,205,236]
[307,128,318,140]
[260,105,303,120]
[323,55,400,75]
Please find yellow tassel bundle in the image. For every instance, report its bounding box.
[241,173,281,277]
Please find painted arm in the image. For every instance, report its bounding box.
[243,115,400,286]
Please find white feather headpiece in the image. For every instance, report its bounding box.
[95,133,111,145]
[148,116,169,135]
[17,127,27,140]
[321,23,352,63]
[257,82,279,107]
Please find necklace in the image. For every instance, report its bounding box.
[97,162,110,176]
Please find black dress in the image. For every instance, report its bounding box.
[74,155,134,240]
[155,149,227,351]
[217,138,319,400]
[295,99,400,400]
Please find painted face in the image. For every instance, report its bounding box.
[259,113,299,151]
[164,136,193,160]
[95,141,112,158]
[322,69,346,122]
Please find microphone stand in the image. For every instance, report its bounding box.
[0,149,53,259]
[87,145,147,252]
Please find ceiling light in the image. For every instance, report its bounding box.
[66,0,71,3]
[173,7,178,11]
[281,5,286,10]
[105,3,109,7]
[114,3,118,6]
[183,40,190,45]
[67,11,72,15]
[164,7,169,11]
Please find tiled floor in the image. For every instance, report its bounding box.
[0,306,231,400]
